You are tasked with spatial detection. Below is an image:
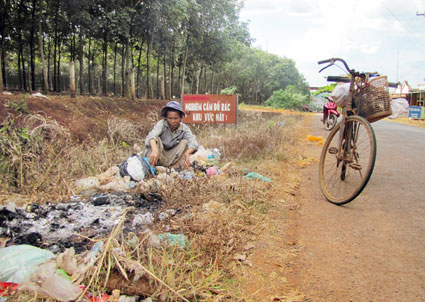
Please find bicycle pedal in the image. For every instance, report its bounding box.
[349,163,362,170]
[328,147,338,154]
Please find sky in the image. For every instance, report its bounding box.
[239,0,425,89]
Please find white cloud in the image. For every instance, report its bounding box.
[240,0,425,87]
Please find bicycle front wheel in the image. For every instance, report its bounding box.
[319,115,376,205]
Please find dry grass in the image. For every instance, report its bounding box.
[386,116,425,128]
[2,108,305,301]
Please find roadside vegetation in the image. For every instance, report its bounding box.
[1,95,305,301]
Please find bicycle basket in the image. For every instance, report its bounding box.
[355,76,392,123]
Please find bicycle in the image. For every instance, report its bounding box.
[317,58,395,205]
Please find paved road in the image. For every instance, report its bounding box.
[290,115,425,301]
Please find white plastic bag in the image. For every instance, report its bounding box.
[126,155,146,181]
[388,98,409,119]
[331,83,351,107]
[0,245,55,283]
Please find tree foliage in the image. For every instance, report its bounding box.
[313,83,337,96]
[0,0,308,106]
[264,85,308,110]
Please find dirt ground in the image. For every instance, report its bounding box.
[240,113,425,302]
[0,93,167,142]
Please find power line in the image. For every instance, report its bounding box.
[382,2,425,52]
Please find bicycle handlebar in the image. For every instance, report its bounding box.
[326,76,399,88]
[326,76,350,83]
[318,58,352,74]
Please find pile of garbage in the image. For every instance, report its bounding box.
[75,146,228,193]
[0,145,274,301]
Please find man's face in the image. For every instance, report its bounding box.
[167,111,181,130]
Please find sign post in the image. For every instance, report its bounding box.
[408,106,424,119]
[182,94,238,124]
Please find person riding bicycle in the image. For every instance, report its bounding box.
[322,96,337,124]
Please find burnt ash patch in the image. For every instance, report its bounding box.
[1,192,167,253]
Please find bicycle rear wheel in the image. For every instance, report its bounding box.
[319,115,376,205]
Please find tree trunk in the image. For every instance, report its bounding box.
[47,40,52,91]
[126,40,135,100]
[17,49,22,90]
[146,36,152,99]
[53,35,57,91]
[121,44,125,96]
[163,52,166,99]
[156,53,160,98]
[30,0,36,91]
[180,43,188,97]
[210,67,214,93]
[102,31,107,96]
[177,64,181,98]
[124,42,130,98]
[113,41,117,96]
[88,37,92,94]
[79,30,84,94]
[22,50,27,91]
[0,56,3,91]
[1,46,5,89]
[39,21,49,92]
[129,67,136,100]
[69,60,76,97]
[57,40,61,92]
[136,41,143,98]
[195,68,201,94]
[169,46,174,98]
[203,67,207,94]
[0,0,6,89]
[198,66,203,94]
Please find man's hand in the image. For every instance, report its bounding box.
[149,150,159,166]
[183,152,191,169]
[149,139,159,166]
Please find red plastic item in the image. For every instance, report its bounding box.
[79,285,111,302]
[0,282,18,297]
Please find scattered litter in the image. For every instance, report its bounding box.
[389,98,409,119]
[306,135,325,146]
[0,245,55,283]
[20,260,83,301]
[220,162,232,173]
[157,233,188,247]
[179,170,194,180]
[244,172,271,182]
[119,296,137,302]
[206,166,220,176]
[74,176,100,192]
[1,91,12,95]
[31,92,49,99]
[119,154,151,181]
[0,282,18,297]
[132,212,154,226]
[297,157,319,168]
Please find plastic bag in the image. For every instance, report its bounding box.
[388,98,409,119]
[331,83,351,107]
[19,261,82,302]
[0,245,55,283]
[119,154,151,181]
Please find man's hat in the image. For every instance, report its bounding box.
[160,101,186,117]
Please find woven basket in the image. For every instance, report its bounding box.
[355,76,392,123]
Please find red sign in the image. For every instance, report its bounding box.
[182,94,238,124]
